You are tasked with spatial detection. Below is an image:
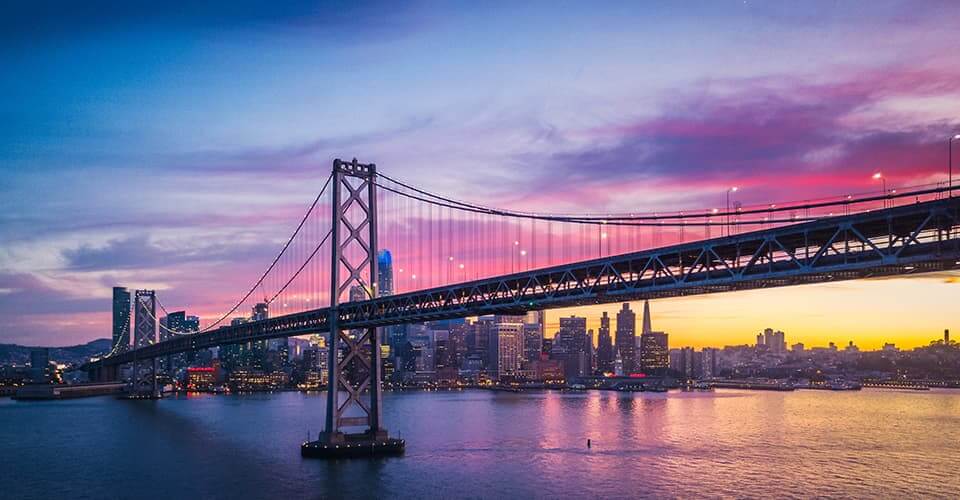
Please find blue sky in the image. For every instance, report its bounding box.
[1,1,959,346]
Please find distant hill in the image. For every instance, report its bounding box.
[0,338,112,366]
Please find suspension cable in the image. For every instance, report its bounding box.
[379,172,953,222]
[376,180,820,226]
[186,173,333,332]
[266,229,332,305]
[140,173,332,337]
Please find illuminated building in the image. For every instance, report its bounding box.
[597,311,613,373]
[488,317,523,380]
[615,303,636,372]
[638,300,669,374]
[228,369,288,391]
[554,316,589,380]
[522,311,544,364]
[112,287,131,353]
[186,367,216,391]
[527,357,564,383]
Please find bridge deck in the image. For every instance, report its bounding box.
[90,196,960,368]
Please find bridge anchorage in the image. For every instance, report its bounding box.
[302,158,404,458]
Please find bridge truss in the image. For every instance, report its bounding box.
[93,192,960,364]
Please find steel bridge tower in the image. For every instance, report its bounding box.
[305,158,403,457]
[132,289,160,398]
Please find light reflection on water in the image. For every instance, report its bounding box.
[1,389,958,499]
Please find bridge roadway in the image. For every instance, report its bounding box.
[90,196,960,369]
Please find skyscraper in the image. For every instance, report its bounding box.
[615,303,636,373]
[133,290,157,349]
[184,315,200,332]
[638,300,669,373]
[555,316,589,380]
[760,328,787,355]
[250,302,269,370]
[488,316,524,380]
[161,310,188,372]
[448,321,469,369]
[112,287,131,353]
[642,299,653,335]
[474,315,495,367]
[597,311,613,373]
[164,311,187,336]
[522,311,544,364]
[379,249,406,352]
[377,249,394,297]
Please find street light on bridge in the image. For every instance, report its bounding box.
[726,186,739,237]
[873,172,886,208]
[949,134,960,198]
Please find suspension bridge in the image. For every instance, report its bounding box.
[84,158,960,457]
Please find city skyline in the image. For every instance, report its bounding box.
[88,281,951,354]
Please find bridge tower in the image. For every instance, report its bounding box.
[131,290,161,398]
[304,158,403,457]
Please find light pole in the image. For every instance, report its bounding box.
[726,187,738,237]
[873,172,885,207]
[950,134,960,198]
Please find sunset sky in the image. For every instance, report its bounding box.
[1,1,958,348]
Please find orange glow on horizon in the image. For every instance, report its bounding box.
[544,272,959,351]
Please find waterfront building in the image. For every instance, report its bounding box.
[638,300,669,374]
[488,316,524,380]
[615,303,636,372]
[701,347,719,378]
[676,347,695,379]
[229,369,288,391]
[526,356,564,383]
[186,367,216,391]
[29,348,50,383]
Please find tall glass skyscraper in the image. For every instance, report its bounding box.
[112,287,131,353]
[377,249,394,297]
[379,249,406,353]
